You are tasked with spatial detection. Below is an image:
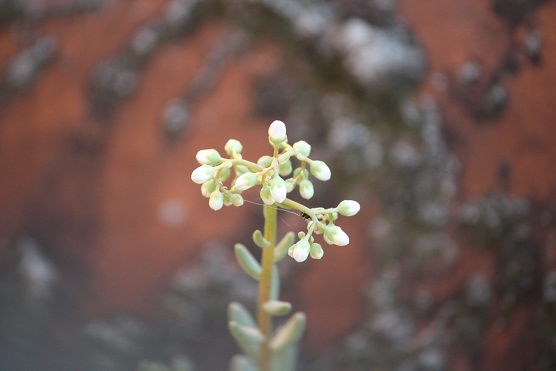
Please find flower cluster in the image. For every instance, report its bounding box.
[191,120,360,262]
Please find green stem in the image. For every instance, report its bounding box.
[258,204,277,370]
[229,158,264,172]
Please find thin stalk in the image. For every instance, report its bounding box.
[258,204,277,370]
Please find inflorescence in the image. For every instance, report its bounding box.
[191,120,360,262]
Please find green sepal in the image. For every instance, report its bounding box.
[274,232,295,262]
[263,300,292,316]
[269,312,306,353]
[234,244,261,281]
[253,229,271,248]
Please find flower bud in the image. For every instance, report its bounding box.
[268,176,287,203]
[217,166,231,181]
[310,242,324,259]
[285,178,296,192]
[323,225,349,246]
[191,165,216,184]
[337,200,360,216]
[260,185,274,205]
[288,239,310,262]
[257,155,273,168]
[201,179,216,197]
[268,120,287,145]
[299,179,314,200]
[223,193,232,206]
[209,190,224,211]
[196,149,222,165]
[235,164,249,176]
[279,160,293,176]
[234,172,258,191]
[230,193,244,207]
[224,139,243,156]
[310,160,331,181]
[293,140,311,157]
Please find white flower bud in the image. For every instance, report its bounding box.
[209,190,224,211]
[224,139,243,155]
[310,160,331,181]
[268,176,287,203]
[234,172,258,191]
[337,200,360,216]
[196,149,222,165]
[260,185,274,205]
[288,239,310,262]
[293,140,311,157]
[310,242,324,259]
[323,225,349,246]
[191,165,216,184]
[268,120,287,145]
[299,179,314,199]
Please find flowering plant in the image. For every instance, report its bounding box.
[191,120,360,370]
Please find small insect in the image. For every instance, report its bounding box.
[299,211,312,220]
[243,199,327,224]
[299,211,328,222]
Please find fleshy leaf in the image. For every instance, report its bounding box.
[253,229,271,248]
[263,300,292,316]
[274,232,295,262]
[234,244,261,281]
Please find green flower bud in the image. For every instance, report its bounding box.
[217,166,231,181]
[257,155,273,168]
[201,179,216,197]
[260,185,274,205]
[235,165,249,176]
[293,167,309,180]
[310,242,324,259]
[279,160,293,176]
[230,193,244,207]
[225,139,243,155]
[299,179,314,199]
[285,178,296,192]
[223,193,232,206]
[293,140,311,157]
[337,200,360,216]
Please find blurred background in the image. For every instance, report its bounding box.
[1,0,556,370]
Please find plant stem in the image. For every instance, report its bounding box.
[258,204,277,371]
